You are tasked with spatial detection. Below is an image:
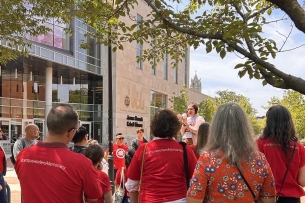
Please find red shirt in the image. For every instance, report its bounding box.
[15,142,102,203]
[187,150,275,202]
[127,139,197,203]
[115,167,128,196]
[257,138,305,197]
[106,144,129,169]
[187,145,200,159]
[97,169,112,203]
[0,147,4,172]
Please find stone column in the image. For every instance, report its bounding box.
[44,66,52,140]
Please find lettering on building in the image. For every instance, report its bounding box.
[126,115,143,127]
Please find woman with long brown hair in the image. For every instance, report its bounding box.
[257,104,305,203]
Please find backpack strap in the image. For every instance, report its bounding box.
[20,138,26,149]
[180,142,190,189]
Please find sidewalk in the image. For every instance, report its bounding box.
[4,168,21,203]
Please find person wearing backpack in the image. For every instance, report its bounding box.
[12,124,39,162]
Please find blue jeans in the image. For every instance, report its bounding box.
[0,173,8,203]
[122,196,130,203]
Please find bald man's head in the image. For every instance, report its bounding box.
[25,124,40,140]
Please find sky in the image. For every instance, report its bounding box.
[188,6,305,116]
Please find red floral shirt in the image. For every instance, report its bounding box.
[187,150,276,202]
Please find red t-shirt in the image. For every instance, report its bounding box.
[257,138,305,197]
[187,145,200,159]
[106,144,129,169]
[97,169,112,203]
[127,139,197,203]
[0,147,4,172]
[15,142,103,203]
[115,167,128,196]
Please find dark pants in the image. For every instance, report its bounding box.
[122,196,130,203]
[0,173,8,203]
[277,197,300,203]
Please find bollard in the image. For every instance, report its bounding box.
[5,181,10,203]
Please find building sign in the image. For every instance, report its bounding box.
[126,115,143,127]
[124,95,144,110]
[125,96,130,107]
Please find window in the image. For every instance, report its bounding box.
[174,61,178,84]
[184,48,188,86]
[151,58,156,75]
[136,14,143,69]
[163,52,168,80]
[27,18,70,50]
[150,91,167,120]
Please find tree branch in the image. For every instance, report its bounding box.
[267,0,305,34]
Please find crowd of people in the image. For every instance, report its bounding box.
[0,102,304,203]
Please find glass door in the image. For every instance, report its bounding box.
[0,118,11,143]
[79,121,92,139]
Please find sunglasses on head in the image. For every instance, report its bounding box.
[117,137,124,140]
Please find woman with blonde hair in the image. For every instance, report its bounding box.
[187,103,276,203]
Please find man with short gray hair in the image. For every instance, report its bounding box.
[15,104,102,203]
[13,123,39,160]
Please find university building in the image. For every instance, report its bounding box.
[0,1,210,147]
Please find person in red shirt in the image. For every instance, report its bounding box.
[115,149,135,203]
[0,128,8,203]
[105,133,129,178]
[15,104,102,203]
[126,109,197,203]
[187,103,276,203]
[84,144,112,203]
[131,128,148,151]
[257,104,305,203]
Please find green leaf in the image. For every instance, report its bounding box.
[234,64,244,69]
[206,43,212,53]
[220,49,226,59]
[262,80,268,86]
[238,69,247,78]
[254,72,260,79]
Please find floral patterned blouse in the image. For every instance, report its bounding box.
[187,150,276,202]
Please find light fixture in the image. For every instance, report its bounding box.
[30,71,32,81]
[15,69,17,78]
[60,76,63,84]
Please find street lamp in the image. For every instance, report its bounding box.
[107,0,115,192]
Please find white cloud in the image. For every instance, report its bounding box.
[190,11,305,116]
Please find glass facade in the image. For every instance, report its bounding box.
[0,57,103,143]
[27,18,70,50]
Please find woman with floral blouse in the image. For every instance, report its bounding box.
[187,103,276,203]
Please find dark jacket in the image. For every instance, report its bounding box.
[71,145,86,154]
[131,137,148,151]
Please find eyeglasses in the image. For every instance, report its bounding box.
[187,108,194,111]
[68,127,78,132]
[116,137,124,140]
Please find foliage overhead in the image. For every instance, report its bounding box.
[2,0,305,95]
[266,90,305,136]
